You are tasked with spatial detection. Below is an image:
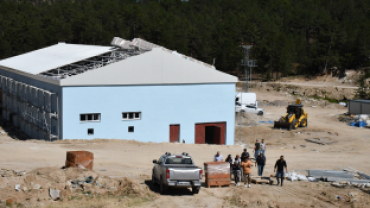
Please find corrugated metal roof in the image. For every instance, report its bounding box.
[60,48,237,86]
[0,43,115,75]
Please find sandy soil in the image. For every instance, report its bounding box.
[1,89,370,208]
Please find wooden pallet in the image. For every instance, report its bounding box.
[206,178,231,188]
[251,176,272,184]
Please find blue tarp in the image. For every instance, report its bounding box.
[350,121,367,127]
[259,120,274,124]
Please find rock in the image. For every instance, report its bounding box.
[2,170,14,177]
[85,176,94,183]
[15,184,20,191]
[49,189,62,201]
[15,171,26,176]
[38,203,44,207]
[32,184,41,190]
[6,199,13,206]
[66,181,71,187]
[293,146,296,149]
[72,176,85,184]
[300,145,306,148]
[22,186,28,192]
[82,183,91,191]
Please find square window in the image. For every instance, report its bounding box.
[93,114,100,121]
[87,114,92,121]
[129,113,134,119]
[128,126,134,132]
[134,112,140,119]
[80,115,86,121]
[88,128,94,135]
[123,113,128,119]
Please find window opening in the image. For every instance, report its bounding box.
[88,128,94,135]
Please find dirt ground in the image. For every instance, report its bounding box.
[1,88,370,208]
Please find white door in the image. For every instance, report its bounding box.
[245,105,258,113]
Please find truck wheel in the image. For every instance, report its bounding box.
[300,118,307,127]
[288,123,293,131]
[159,180,166,194]
[292,119,298,129]
[192,187,200,194]
[152,175,157,186]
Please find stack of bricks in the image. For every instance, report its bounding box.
[204,162,230,188]
[65,151,94,170]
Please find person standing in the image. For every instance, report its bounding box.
[213,151,224,162]
[254,139,261,159]
[241,148,249,160]
[260,139,266,156]
[274,155,288,186]
[232,154,242,185]
[239,156,253,188]
[255,152,266,176]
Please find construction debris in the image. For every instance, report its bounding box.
[305,138,335,145]
[49,189,61,201]
[308,170,354,178]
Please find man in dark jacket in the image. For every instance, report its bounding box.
[241,148,249,160]
[255,152,266,176]
[274,155,288,186]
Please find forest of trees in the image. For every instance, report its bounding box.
[1,0,370,79]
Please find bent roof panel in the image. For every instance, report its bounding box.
[0,43,114,75]
[60,48,237,86]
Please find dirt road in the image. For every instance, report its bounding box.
[0,89,370,207]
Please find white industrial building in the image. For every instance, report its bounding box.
[0,38,237,144]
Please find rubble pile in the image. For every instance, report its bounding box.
[0,167,151,207]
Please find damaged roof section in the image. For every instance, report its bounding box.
[0,37,237,85]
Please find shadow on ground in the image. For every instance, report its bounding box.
[144,180,195,196]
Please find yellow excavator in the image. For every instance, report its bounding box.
[273,99,308,131]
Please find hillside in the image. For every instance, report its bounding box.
[1,0,370,78]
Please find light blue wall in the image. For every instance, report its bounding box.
[0,68,63,139]
[62,83,235,145]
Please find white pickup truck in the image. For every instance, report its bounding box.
[152,152,202,194]
[235,102,265,115]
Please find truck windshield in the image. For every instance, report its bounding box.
[165,157,193,164]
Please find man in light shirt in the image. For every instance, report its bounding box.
[213,151,224,162]
[261,139,266,156]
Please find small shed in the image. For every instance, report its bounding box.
[348,100,370,115]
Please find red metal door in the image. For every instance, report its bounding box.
[195,122,226,145]
[169,125,180,143]
[214,127,221,144]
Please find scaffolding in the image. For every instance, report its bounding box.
[0,76,58,141]
[241,44,257,92]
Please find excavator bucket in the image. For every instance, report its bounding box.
[273,120,291,129]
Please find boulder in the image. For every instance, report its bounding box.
[49,189,62,201]
[32,184,41,190]
[6,199,13,206]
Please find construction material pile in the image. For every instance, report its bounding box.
[0,167,153,207]
[285,167,370,189]
[338,114,370,127]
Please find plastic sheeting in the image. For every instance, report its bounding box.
[204,162,230,175]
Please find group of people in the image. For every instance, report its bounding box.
[213,139,288,188]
